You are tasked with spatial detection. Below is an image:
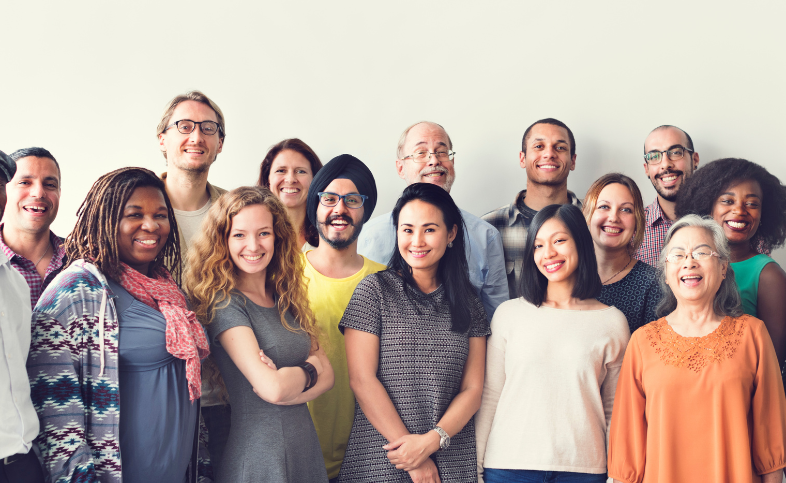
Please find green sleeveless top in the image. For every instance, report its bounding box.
[730,253,776,317]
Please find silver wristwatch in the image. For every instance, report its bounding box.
[432,426,450,450]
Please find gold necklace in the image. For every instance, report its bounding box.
[602,256,632,285]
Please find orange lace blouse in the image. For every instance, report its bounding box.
[608,315,786,483]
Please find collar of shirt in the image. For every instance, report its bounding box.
[509,189,582,227]
[646,198,670,227]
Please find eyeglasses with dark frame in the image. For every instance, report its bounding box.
[401,150,456,164]
[317,192,368,209]
[665,248,722,264]
[164,119,223,136]
[643,146,693,165]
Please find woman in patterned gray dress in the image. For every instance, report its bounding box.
[184,187,333,483]
[339,183,490,483]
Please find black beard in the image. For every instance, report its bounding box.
[317,216,364,250]
[651,170,684,202]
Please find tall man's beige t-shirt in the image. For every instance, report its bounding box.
[303,252,386,479]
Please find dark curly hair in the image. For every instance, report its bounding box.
[675,158,786,253]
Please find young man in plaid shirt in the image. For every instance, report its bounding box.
[0,148,66,309]
[482,118,582,299]
[634,125,700,266]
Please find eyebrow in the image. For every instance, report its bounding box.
[531,137,568,145]
[125,205,167,211]
[413,141,448,148]
[646,144,686,154]
[598,199,633,206]
[670,243,712,250]
[720,191,761,199]
[399,222,440,227]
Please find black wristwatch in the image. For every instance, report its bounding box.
[298,362,318,392]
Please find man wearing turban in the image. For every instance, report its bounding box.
[302,154,387,482]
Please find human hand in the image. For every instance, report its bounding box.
[383,432,440,471]
[407,458,441,483]
[258,350,276,370]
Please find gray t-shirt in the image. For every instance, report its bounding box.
[207,292,327,483]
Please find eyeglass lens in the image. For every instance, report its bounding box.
[176,120,220,135]
[319,193,364,208]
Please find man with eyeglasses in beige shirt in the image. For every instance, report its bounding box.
[156,90,229,473]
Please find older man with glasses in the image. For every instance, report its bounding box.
[357,121,508,322]
[634,125,700,266]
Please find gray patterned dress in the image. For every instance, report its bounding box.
[337,270,490,482]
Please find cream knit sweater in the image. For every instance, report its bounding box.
[475,298,630,477]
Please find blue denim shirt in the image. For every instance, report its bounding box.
[357,208,509,321]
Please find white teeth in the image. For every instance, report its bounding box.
[681,275,701,281]
[424,173,441,177]
[185,149,204,154]
[727,221,747,229]
[661,175,677,182]
[546,262,562,270]
[137,240,156,245]
[24,206,46,213]
[331,221,348,225]
[281,188,299,193]
[243,254,262,261]
[603,227,621,234]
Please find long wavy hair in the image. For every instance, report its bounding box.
[66,167,180,281]
[184,187,319,399]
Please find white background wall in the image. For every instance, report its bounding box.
[2,1,785,265]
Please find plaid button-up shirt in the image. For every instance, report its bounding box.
[0,223,66,308]
[482,189,582,298]
[634,198,674,267]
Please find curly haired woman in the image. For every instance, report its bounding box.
[184,186,333,483]
[676,158,786,379]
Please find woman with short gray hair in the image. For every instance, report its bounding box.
[608,215,786,483]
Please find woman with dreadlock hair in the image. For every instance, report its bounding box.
[183,186,332,483]
[27,167,210,483]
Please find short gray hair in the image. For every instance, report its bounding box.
[396,121,453,159]
[655,214,743,318]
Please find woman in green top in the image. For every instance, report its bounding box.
[676,158,786,377]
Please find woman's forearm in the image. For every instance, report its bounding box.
[351,373,410,442]
[280,349,335,405]
[435,337,486,437]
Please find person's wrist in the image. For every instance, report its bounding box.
[298,362,318,392]
[425,429,441,453]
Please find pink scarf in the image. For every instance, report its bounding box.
[118,263,209,401]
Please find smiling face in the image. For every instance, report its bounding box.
[643,127,698,202]
[711,178,762,248]
[664,226,727,306]
[396,122,456,192]
[268,149,314,210]
[520,123,576,187]
[315,178,365,250]
[589,183,636,252]
[4,156,60,235]
[117,186,171,276]
[397,199,457,278]
[158,100,224,173]
[533,217,579,285]
[228,204,275,278]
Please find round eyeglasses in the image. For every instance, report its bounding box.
[401,150,456,164]
[317,192,367,209]
[644,146,693,165]
[164,119,222,136]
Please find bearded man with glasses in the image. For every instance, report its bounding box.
[635,125,700,266]
[357,121,508,322]
[156,90,229,473]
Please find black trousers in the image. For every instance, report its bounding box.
[0,449,44,483]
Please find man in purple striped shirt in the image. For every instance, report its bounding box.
[634,125,700,266]
[0,147,66,308]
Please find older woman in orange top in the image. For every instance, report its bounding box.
[608,215,786,483]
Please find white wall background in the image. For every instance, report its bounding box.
[2,1,785,265]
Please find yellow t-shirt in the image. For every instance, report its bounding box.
[303,252,386,479]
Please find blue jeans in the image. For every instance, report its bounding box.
[484,468,607,483]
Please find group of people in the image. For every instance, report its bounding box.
[1,89,785,483]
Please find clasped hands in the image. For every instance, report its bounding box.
[383,431,442,483]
